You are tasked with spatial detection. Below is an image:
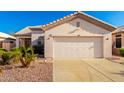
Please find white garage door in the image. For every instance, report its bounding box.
[53,37,103,59]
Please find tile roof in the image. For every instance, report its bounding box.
[15,11,117,35]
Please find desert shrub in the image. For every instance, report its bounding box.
[0,48,7,51]
[0,47,35,67]
[10,48,21,64]
[1,52,14,65]
[1,48,21,65]
[0,48,7,57]
[120,48,124,56]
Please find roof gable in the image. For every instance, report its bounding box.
[15,27,31,35]
[14,26,43,36]
[112,26,124,34]
[41,11,116,31]
[0,32,15,39]
[14,11,117,36]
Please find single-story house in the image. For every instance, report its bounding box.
[0,32,16,50]
[112,26,124,55]
[14,11,116,59]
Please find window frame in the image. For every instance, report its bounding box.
[115,34,122,48]
[0,41,2,48]
[37,36,44,45]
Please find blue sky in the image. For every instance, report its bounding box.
[0,11,124,34]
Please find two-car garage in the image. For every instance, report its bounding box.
[53,37,103,59]
[44,12,114,59]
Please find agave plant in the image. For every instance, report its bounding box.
[19,47,35,67]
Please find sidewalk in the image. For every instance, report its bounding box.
[107,55,124,64]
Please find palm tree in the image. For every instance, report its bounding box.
[16,47,35,67]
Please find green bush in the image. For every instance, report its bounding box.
[120,48,124,56]
[11,48,20,51]
[0,48,7,57]
[1,52,14,65]
[0,48,7,51]
[1,48,21,65]
[10,48,21,64]
[0,47,35,67]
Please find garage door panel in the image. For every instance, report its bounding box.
[53,37,103,58]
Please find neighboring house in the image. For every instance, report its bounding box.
[112,26,124,55]
[0,32,16,50]
[15,11,116,59]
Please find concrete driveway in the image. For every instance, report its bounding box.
[53,58,124,82]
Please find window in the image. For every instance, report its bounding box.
[38,36,44,45]
[76,22,80,27]
[115,34,121,48]
[116,34,121,37]
[10,41,14,43]
[0,42,2,48]
[24,38,31,47]
[38,41,41,45]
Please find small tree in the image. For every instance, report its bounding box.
[19,47,35,67]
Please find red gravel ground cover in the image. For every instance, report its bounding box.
[0,62,53,82]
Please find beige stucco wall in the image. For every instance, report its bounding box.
[2,42,12,50]
[0,37,15,50]
[45,18,112,58]
[103,33,112,57]
[112,34,115,47]
[122,33,124,48]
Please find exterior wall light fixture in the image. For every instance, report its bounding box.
[106,38,109,40]
[77,35,80,37]
[49,34,52,37]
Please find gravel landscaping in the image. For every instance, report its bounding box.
[0,62,53,82]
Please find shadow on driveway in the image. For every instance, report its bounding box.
[112,71,124,76]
